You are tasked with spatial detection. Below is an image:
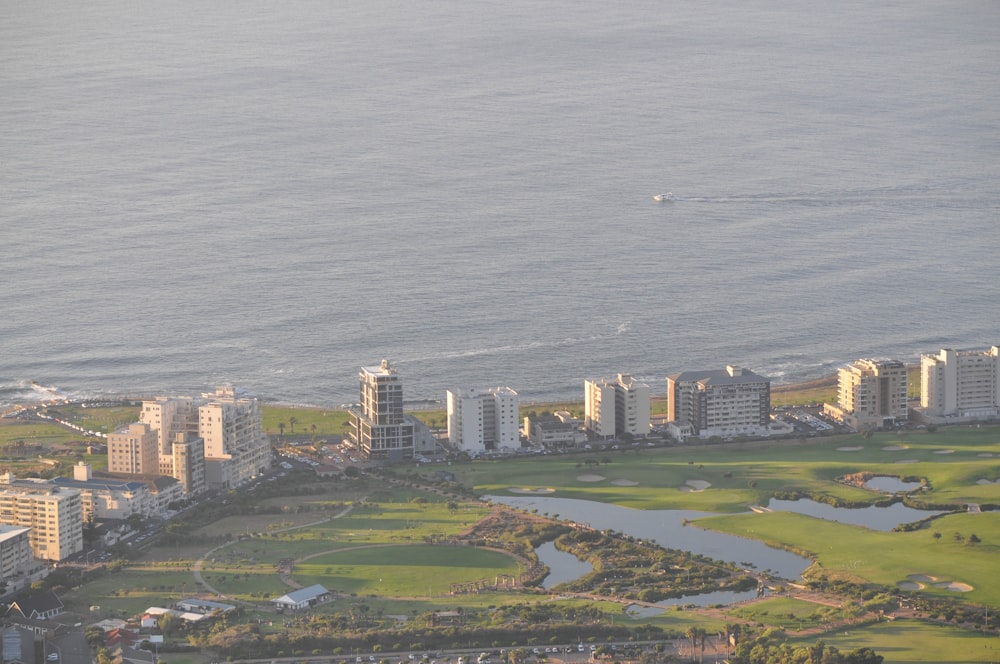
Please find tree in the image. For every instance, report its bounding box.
[289,416,298,433]
[932,532,941,542]
[278,422,285,437]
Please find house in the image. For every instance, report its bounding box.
[174,598,236,615]
[269,584,332,611]
[6,590,64,620]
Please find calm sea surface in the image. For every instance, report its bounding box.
[3,0,999,408]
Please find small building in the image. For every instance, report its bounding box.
[269,584,332,611]
[174,598,236,616]
[6,590,64,620]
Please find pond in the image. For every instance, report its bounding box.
[766,498,940,531]
[487,495,812,580]
[536,540,593,589]
[864,476,923,493]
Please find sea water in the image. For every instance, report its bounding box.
[2,0,999,408]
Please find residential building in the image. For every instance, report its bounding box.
[447,386,520,453]
[348,360,415,460]
[0,474,83,561]
[920,346,1000,419]
[139,387,269,490]
[523,414,585,449]
[198,386,272,488]
[0,525,33,582]
[824,359,909,430]
[92,472,183,514]
[170,432,206,496]
[667,365,771,439]
[107,423,159,475]
[6,590,64,620]
[52,463,154,521]
[584,374,651,439]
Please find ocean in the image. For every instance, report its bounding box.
[2,0,999,409]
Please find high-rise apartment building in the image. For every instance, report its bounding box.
[348,360,415,460]
[0,474,83,561]
[447,386,520,453]
[584,374,651,439]
[920,346,1000,419]
[138,387,269,491]
[667,365,771,439]
[825,359,909,430]
[107,422,159,475]
[198,386,272,488]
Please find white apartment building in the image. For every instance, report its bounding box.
[348,360,415,460]
[0,474,83,561]
[107,422,159,475]
[446,386,520,453]
[667,365,771,439]
[140,396,200,473]
[53,463,156,521]
[824,359,909,430]
[584,374,651,439]
[920,347,1000,419]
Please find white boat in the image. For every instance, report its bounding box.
[653,192,674,202]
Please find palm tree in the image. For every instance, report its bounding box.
[289,416,298,434]
[278,422,285,438]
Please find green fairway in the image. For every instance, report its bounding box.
[294,544,523,596]
[696,510,1000,606]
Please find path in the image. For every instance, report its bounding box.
[193,502,358,598]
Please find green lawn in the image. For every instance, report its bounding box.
[295,544,523,596]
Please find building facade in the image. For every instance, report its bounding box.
[920,346,1000,419]
[446,386,519,453]
[0,474,83,561]
[667,365,771,439]
[0,525,33,581]
[107,423,159,475]
[348,360,415,460]
[584,374,650,439]
[53,463,155,521]
[824,359,909,430]
[139,387,269,491]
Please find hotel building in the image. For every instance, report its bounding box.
[667,365,771,439]
[107,422,159,475]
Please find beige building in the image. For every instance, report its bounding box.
[348,360,415,460]
[0,474,83,561]
[667,365,771,439]
[138,387,269,491]
[584,374,651,439]
[920,347,1000,419]
[0,524,33,581]
[824,359,909,430]
[54,463,155,520]
[108,422,159,475]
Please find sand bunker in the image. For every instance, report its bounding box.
[933,449,955,454]
[883,445,908,451]
[895,459,919,464]
[577,474,606,482]
[680,479,711,492]
[977,453,994,458]
[611,479,639,486]
[837,446,864,452]
[976,479,1000,485]
[897,581,921,590]
[909,574,939,584]
[509,487,555,494]
[936,581,974,592]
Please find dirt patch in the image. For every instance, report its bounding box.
[610,479,639,486]
[576,474,606,482]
